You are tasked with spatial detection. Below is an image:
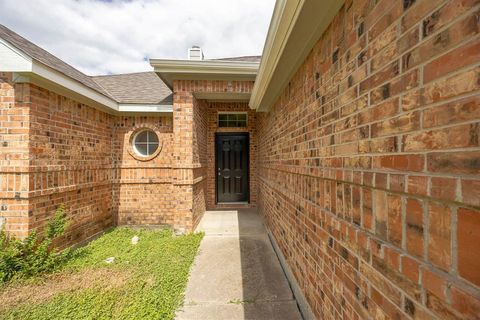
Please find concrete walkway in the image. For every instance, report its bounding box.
[176,209,302,320]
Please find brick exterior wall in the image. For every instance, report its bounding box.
[192,97,208,227]
[172,80,256,227]
[0,79,117,245]
[0,73,29,238]
[257,1,480,319]
[113,116,177,227]
[2,2,478,316]
[30,85,117,246]
[0,78,256,241]
[1,77,189,245]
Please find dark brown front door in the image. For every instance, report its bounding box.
[215,133,249,203]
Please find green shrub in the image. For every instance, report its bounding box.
[0,204,70,283]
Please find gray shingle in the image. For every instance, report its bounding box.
[93,72,172,105]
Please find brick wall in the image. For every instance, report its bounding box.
[171,88,200,230]
[0,78,181,245]
[19,82,115,246]
[113,116,177,227]
[257,1,480,319]
[192,97,208,227]
[173,80,255,227]
[0,73,29,237]
[1,76,255,243]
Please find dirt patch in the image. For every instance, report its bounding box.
[0,267,130,311]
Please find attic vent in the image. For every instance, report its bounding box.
[188,46,204,60]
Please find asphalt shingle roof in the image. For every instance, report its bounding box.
[93,72,173,105]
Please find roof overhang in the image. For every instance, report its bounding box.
[118,103,172,114]
[150,59,259,91]
[0,38,172,115]
[249,0,345,112]
[193,92,252,102]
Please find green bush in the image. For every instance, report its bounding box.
[0,204,70,284]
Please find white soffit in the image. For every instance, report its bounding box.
[250,0,345,112]
[193,92,252,102]
[118,104,173,113]
[150,59,259,89]
[31,62,118,110]
[0,38,32,71]
[0,38,117,111]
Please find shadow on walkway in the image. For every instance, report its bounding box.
[176,208,302,320]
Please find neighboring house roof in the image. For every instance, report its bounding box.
[215,56,262,63]
[0,24,112,99]
[93,72,172,105]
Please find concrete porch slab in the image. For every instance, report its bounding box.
[195,209,266,236]
[176,209,302,320]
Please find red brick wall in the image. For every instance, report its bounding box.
[192,97,208,227]
[1,77,181,245]
[171,88,201,230]
[113,116,177,227]
[27,83,115,246]
[1,76,255,242]
[257,1,480,319]
[0,73,29,237]
[173,80,255,228]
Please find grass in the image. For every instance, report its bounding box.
[0,228,203,320]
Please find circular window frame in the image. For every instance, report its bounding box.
[128,128,162,161]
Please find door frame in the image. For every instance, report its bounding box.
[215,132,250,204]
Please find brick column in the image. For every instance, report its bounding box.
[172,84,196,231]
[0,73,30,238]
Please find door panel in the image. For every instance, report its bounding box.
[216,134,249,203]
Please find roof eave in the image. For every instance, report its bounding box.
[150,59,259,89]
[0,36,121,112]
[1,36,176,115]
[31,61,118,110]
[118,103,173,115]
[249,0,345,112]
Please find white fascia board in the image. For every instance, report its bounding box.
[0,40,119,113]
[250,0,345,112]
[150,59,259,73]
[0,38,203,115]
[11,66,170,115]
[0,38,33,72]
[118,104,173,113]
[150,59,259,88]
[31,61,118,110]
[249,0,302,111]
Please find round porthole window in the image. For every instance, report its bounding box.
[132,129,159,157]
